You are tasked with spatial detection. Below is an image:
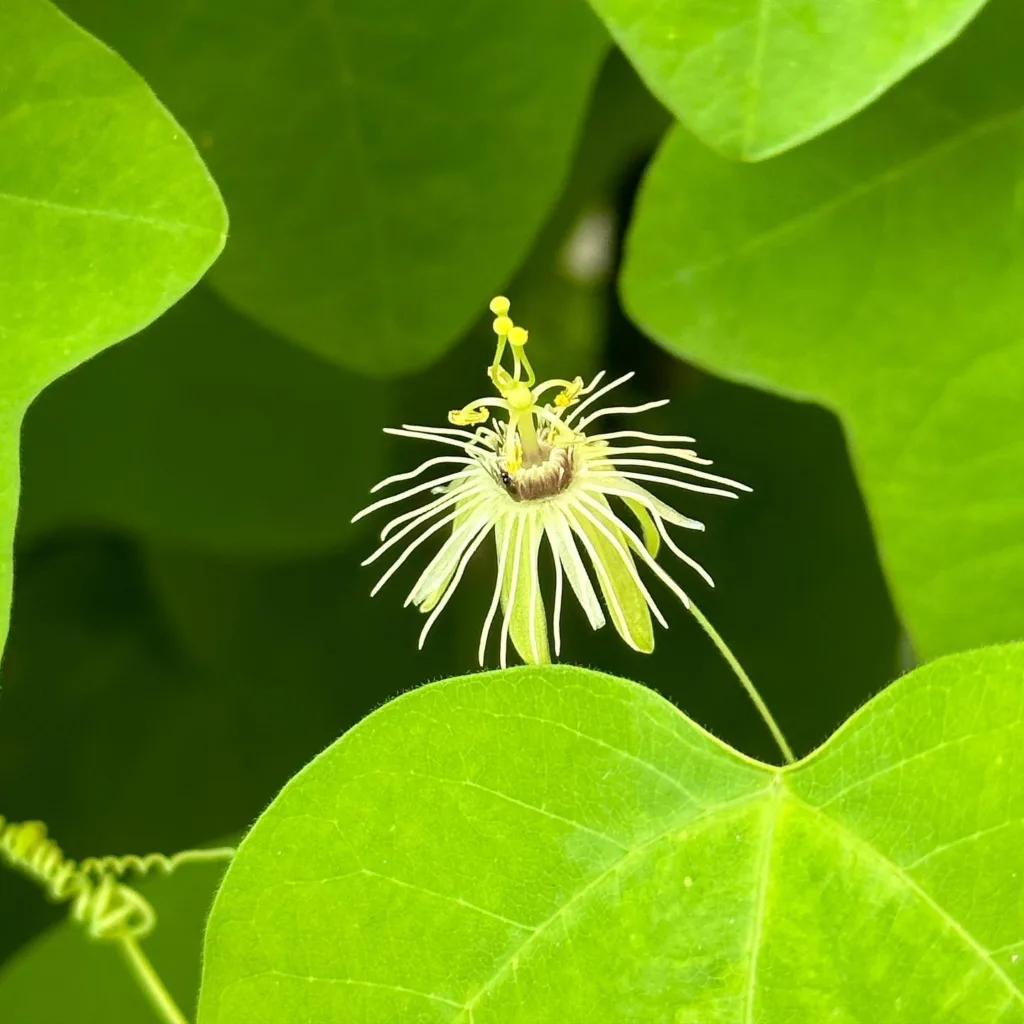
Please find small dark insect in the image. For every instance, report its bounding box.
[499,468,513,491]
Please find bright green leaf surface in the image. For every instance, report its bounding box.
[0,857,227,1023]
[60,0,608,374]
[585,0,987,160]
[198,647,1024,1023]
[18,286,391,553]
[621,0,1024,659]
[0,0,226,654]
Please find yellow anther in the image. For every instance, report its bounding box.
[489,296,511,316]
[508,326,528,346]
[554,376,585,408]
[449,406,490,426]
[492,315,513,336]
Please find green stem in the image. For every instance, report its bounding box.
[118,937,190,1024]
[689,601,796,765]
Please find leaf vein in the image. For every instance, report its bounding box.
[258,970,467,1009]
[400,768,630,851]
[903,817,1024,871]
[792,795,1023,1007]
[358,867,535,930]
[0,188,219,235]
[675,107,1024,282]
[469,706,706,806]
[816,715,1024,810]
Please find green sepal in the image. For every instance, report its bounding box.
[572,500,654,653]
[622,496,661,557]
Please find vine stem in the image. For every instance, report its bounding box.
[688,601,796,765]
[118,936,190,1024]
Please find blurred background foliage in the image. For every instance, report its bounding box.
[5,0,1022,1015]
[0,49,899,979]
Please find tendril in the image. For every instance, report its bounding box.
[0,816,155,940]
[80,846,239,884]
[0,813,235,1024]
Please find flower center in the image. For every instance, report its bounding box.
[500,446,574,502]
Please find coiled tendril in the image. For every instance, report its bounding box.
[0,813,235,1024]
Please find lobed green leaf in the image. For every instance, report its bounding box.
[198,646,1024,1022]
[621,0,1024,658]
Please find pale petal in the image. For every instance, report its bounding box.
[499,511,550,666]
[542,506,605,631]
[498,517,527,669]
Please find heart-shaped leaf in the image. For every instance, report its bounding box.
[198,646,1024,1022]
[61,0,608,374]
[0,0,226,655]
[620,0,1024,659]
[584,0,988,159]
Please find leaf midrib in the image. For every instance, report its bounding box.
[740,0,772,157]
[0,188,219,235]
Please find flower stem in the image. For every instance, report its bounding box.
[688,601,796,765]
[118,936,190,1024]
